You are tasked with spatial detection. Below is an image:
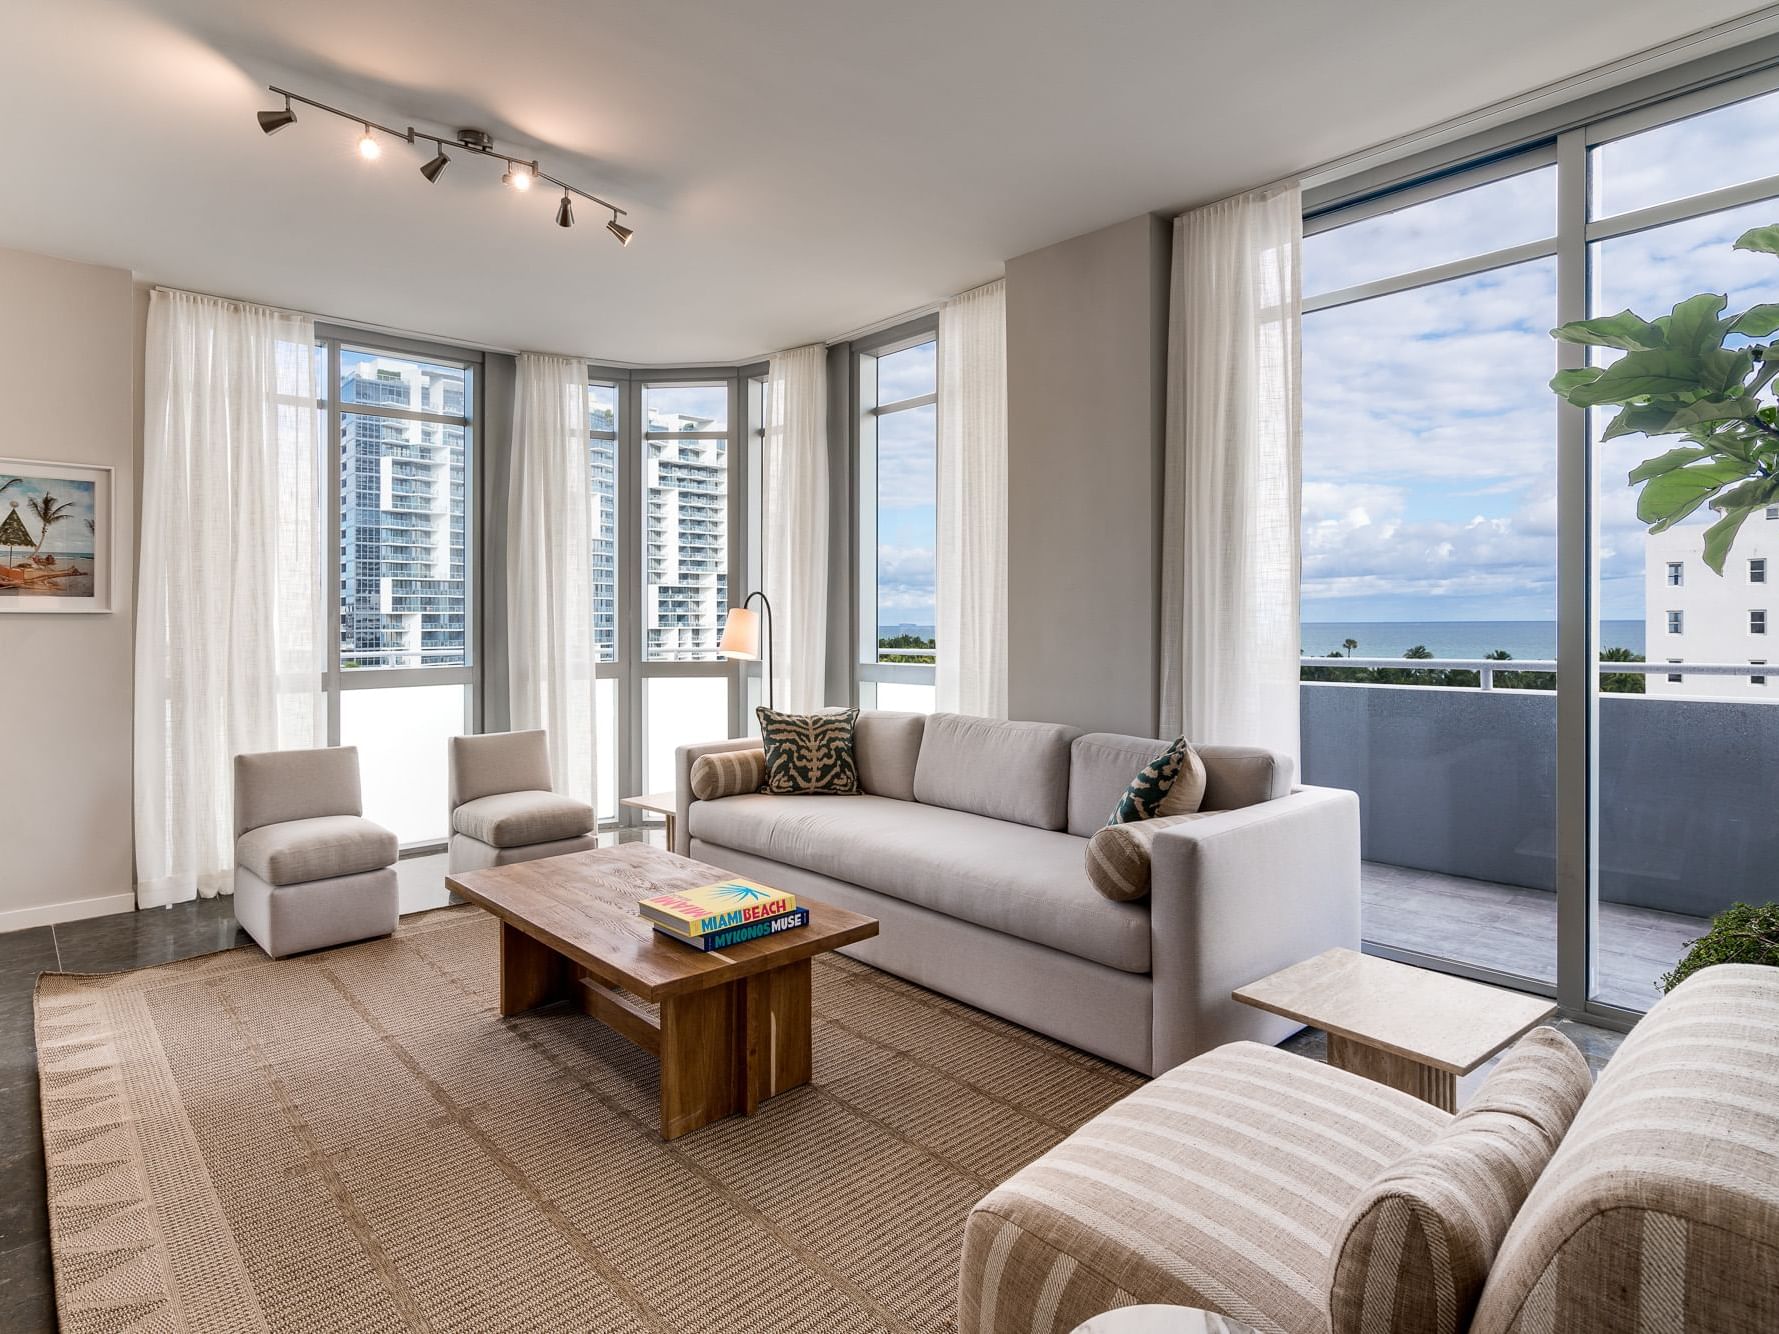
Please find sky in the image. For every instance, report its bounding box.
[0,474,95,557]
[1302,84,1779,625]
[873,340,937,629]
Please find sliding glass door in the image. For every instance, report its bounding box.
[1301,65,1779,1023]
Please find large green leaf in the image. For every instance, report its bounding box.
[1657,293,1730,355]
[1602,404,1682,441]
[1549,367,1604,395]
[1699,347,1754,396]
[1734,225,1779,256]
[1627,444,1711,483]
[1665,396,1762,432]
[1700,506,1756,574]
[1731,303,1779,336]
[1706,475,1779,514]
[1564,350,1706,407]
[1549,310,1665,351]
[1637,459,1757,529]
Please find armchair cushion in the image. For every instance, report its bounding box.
[959,1041,1449,1334]
[690,747,766,801]
[1327,1026,1591,1334]
[452,790,593,848]
[236,815,397,887]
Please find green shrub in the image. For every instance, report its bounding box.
[1659,901,1779,993]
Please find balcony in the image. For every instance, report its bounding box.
[1301,658,1775,1011]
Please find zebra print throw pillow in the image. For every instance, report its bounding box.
[756,707,860,795]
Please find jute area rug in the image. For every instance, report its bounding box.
[36,905,1142,1333]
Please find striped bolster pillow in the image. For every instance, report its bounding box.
[1083,813,1208,901]
[1327,1025,1592,1334]
[689,748,767,801]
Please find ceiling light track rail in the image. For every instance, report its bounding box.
[258,85,632,244]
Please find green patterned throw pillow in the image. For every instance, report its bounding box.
[756,707,860,795]
[1106,736,1199,826]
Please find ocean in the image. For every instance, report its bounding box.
[1302,620,1646,661]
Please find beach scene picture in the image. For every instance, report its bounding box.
[0,470,98,602]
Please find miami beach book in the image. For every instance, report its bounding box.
[652,907,810,952]
[638,879,798,937]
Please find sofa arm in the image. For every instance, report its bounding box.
[1148,785,1360,1074]
[673,738,765,857]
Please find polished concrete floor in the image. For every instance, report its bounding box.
[1363,861,1708,1011]
[0,840,1626,1331]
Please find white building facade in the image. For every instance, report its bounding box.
[1644,507,1778,697]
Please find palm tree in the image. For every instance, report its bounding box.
[1342,637,1359,659]
[27,491,75,555]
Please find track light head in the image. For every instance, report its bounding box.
[257,98,296,135]
[606,216,634,247]
[357,126,381,160]
[420,149,450,183]
[503,164,533,191]
[556,192,574,228]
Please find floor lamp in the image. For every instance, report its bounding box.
[720,590,775,711]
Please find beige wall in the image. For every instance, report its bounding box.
[1005,213,1170,737]
[0,248,137,928]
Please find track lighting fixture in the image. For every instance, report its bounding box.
[257,95,296,135]
[255,85,632,247]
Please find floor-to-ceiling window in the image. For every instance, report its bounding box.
[321,334,478,848]
[591,370,746,822]
[1301,65,1779,1021]
[855,325,938,711]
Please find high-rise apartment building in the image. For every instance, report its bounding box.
[643,409,726,660]
[1644,512,1777,696]
[338,355,469,669]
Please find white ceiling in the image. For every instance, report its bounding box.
[0,0,1770,363]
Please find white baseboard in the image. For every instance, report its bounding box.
[0,892,136,934]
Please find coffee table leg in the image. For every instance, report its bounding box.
[659,982,744,1140]
[743,958,812,1115]
[1327,1034,1457,1112]
[499,921,575,1017]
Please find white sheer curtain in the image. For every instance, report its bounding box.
[508,354,597,805]
[936,279,1009,717]
[135,288,325,908]
[762,343,829,713]
[1161,182,1303,764]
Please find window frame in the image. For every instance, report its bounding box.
[316,325,483,852]
[851,316,940,708]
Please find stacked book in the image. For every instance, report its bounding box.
[639,879,808,952]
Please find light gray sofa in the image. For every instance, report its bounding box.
[675,712,1359,1075]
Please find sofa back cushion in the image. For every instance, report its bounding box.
[1198,743,1294,811]
[854,711,926,801]
[1471,964,1779,1334]
[912,713,1079,830]
[1069,733,1284,836]
[1328,1026,1591,1334]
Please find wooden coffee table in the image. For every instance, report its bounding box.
[446,843,878,1139]
[1234,947,1557,1111]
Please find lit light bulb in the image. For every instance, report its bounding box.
[504,164,533,191]
[357,128,381,160]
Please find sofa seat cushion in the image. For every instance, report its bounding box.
[688,793,1150,972]
[958,1041,1451,1334]
[452,791,593,848]
[236,815,397,887]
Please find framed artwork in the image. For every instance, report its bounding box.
[0,458,114,613]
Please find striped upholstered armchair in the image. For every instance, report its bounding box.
[959,963,1779,1334]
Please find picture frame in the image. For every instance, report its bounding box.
[0,457,115,614]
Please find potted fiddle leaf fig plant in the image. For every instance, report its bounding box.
[1547,224,1779,572]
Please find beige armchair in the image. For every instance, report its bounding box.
[446,729,598,873]
[232,745,399,959]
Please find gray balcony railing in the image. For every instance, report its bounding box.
[1301,663,1779,922]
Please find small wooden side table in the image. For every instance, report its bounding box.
[1234,947,1556,1111]
[620,791,678,846]
[1073,1306,1259,1333]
